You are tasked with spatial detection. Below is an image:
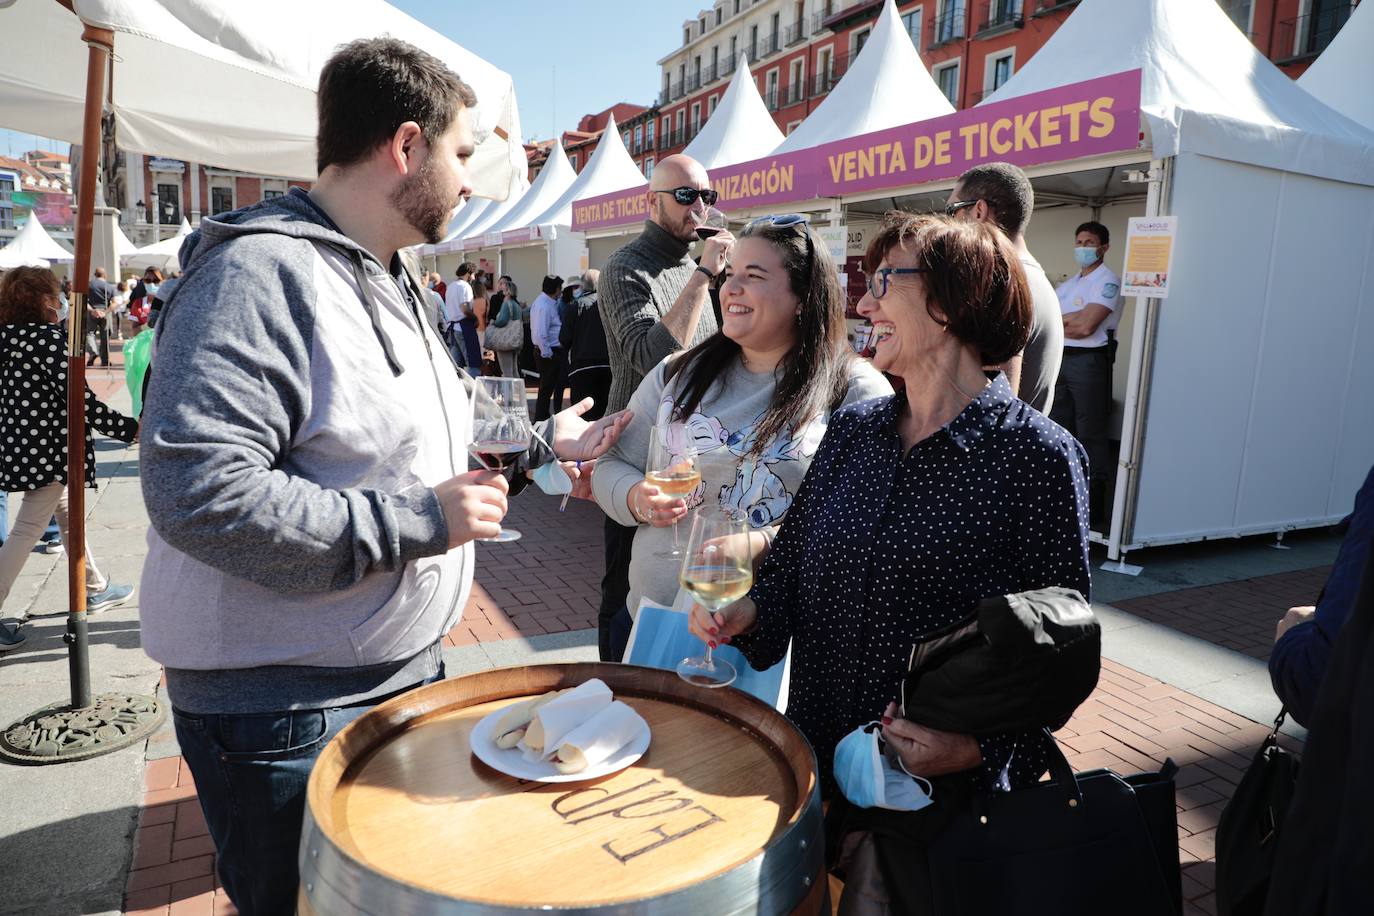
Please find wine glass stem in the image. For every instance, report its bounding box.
[673,520,681,550]
[704,641,715,668]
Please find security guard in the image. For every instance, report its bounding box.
[1049,221,1120,526]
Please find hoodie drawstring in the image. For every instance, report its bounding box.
[348,251,404,377]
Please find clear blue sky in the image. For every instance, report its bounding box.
[1,1,702,156]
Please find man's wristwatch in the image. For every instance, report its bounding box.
[695,265,716,282]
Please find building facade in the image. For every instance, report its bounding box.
[126,153,311,245]
[0,150,74,245]
[652,0,1361,162]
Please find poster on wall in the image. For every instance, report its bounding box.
[1122,216,1177,299]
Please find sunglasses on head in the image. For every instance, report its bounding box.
[747,213,810,229]
[655,186,719,206]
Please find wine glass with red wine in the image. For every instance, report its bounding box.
[468,376,532,543]
[695,207,729,241]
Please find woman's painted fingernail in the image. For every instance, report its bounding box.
[881,716,893,726]
[708,640,718,649]
[720,636,731,644]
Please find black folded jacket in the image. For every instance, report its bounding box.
[900,587,1101,735]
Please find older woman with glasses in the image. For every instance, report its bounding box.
[593,213,891,661]
[692,212,1091,802]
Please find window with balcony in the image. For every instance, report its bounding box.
[709,94,719,116]
[634,125,644,153]
[765,68,780,110]
[157,182,182,224]
[932,0,966,46]
[645,157,655,178]
[1279,0,1352,59]
[676,109,687,145]
[0,174,14,230]
[690,103,702,137]
[646,120,656,148]
[815,46,835,94]
[902,9,924,47]
[663,116,673,147]
[980,0,1023,33]
[853,27,871,56]
[750,23,759,60]
[569,153,579,171]
[787,57,806,105]
[935,60,960,105]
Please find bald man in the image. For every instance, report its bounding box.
[596,153,733,661]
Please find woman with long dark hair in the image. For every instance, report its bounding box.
[0,267,139,652]
[592,215,891,659]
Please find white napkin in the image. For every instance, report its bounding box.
[519,678,613,762]
[551,700,646,773]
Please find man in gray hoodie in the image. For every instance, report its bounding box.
[139,39,627,915]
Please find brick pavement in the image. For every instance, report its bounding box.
[1114,565,1331,660]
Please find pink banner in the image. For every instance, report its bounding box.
[815,69,1141,197]
[572,70,1142,234]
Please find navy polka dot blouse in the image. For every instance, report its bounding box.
[734,373,1092,795]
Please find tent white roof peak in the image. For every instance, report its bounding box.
[683,60,785,168]
[773,0,953,154]
[479,142,579,240]
[523,115,645,231]
[1,215,75,263]
[1298,2,1374,132]
[980,0,1374,185]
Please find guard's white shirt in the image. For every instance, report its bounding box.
[443,279,473,325]
[1056,262,1122,349]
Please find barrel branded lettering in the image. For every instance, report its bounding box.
[603,807,727,865]
[551,777,726,862]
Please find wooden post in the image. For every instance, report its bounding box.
[65,23,114,710]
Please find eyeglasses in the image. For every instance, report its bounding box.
[944,200,978,217]
[655,186,719,206]
[864,267,926,300]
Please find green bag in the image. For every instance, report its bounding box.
[123,331,153,417]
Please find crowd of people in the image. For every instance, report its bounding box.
[3,32,1372,916]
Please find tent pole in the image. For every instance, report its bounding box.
[1106,156,1174,562]
[0,12,164,765]
[65,23,115,710]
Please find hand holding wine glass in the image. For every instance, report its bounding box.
[677,508,753,688]
[696,207,734,277]
[467,376,532,543]
[645,423,700,558]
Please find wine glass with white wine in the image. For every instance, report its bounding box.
[645,423,701,559]
[677,508,753,688]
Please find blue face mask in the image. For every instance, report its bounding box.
[1073,246,1100,268]
[833,721,935,812]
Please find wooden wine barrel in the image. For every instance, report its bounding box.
[298,662,825,915]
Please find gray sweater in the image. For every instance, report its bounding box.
[593,353,892,619]
[599,220,719,413]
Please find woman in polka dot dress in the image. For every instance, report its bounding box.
[690,213,1092,798]
[1,267,139,652]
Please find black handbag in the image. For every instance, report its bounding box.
[1214,710,1301,916]
[926,735,1182,916]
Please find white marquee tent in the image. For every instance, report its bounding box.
[445,142,580,282]
[124,218,193,272]
[1,0,526,200]
[684,61,785,168]
[495,120,646,300]
[966,0,1374,560]
[772,0,953,155]
[0,215,74,267]
[1298,1,1374,131]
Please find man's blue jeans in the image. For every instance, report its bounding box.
[172,668,444,916]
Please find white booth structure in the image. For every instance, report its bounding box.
[492,118,645,300]
[0,215,74,270]
[980,0,1374,560]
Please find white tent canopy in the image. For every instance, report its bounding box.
[113,220,138,262]
[982,0,1374,187]
[458,172,532,241]
[0,215,74,264]
[683,61,784,167]
[478,144,578,242]
[521,117,645,232]
[1298,1,1374,131]
[124,218,192,272]
[0,0,525,199]
[429,198,493,255]
[773,0,952,155]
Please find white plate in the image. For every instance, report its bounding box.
[469,700,652,783]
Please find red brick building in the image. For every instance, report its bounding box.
[525,103,650,181]
[127,155,311,245]
[651,0,1360,163]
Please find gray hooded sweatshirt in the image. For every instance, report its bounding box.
[140,189,519,713]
